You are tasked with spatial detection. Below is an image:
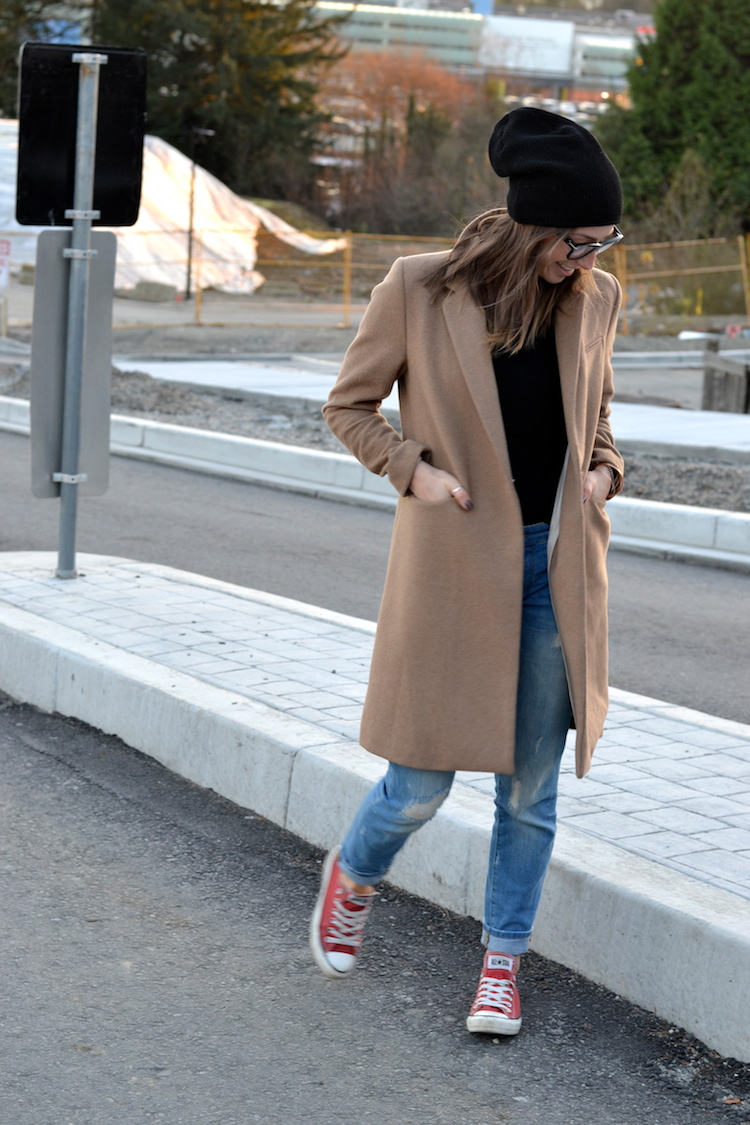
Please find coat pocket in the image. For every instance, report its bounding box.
[406,493,453,507]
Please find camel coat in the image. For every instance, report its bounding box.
[323,252,624,779]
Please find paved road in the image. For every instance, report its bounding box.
[613,366,703,409]
[2,699,747,1124]
[2,432,749,724]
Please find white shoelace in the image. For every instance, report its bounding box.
[472,976,517,1015]
[325,894,373,950]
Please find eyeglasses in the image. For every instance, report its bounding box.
[563,226,623,260]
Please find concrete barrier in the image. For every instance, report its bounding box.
[608,496,750,567]
[0,586,748,1063]
[2,395,749,568]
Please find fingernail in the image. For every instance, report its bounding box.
[465,501,474,510]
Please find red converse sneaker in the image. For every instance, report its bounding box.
[310,848,376,979]
[466,951,522,1036]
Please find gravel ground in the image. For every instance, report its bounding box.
[9,323,747,358]
[3,326,750,513]
[623,454,750,513]
[108,368,750,515]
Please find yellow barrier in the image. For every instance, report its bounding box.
[609,236,750,334]
[10,226,749,334]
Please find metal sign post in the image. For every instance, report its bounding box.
[18,41,146,580]
[55,52,107,579]
[0,237,10,336]
[30,228,116,505]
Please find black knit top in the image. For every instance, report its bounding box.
[492,327,568,525]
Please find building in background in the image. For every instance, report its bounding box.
[35,1,652,113]
[315,0,653,102]
[315,2,484,68]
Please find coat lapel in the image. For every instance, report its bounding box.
[555,291,586,463]
[441,286,514,479]
[443,283,590,480]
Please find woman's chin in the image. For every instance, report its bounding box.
[540,266,575,286]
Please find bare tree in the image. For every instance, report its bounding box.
[316,51,505,234]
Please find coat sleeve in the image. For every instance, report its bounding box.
[322,257,429,496]
[589,271,625,495]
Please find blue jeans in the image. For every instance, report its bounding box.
[339,523,572,955]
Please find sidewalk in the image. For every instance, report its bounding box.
[112,351,750,461]
[2,347,750,569]
[0,551,748,1063]
[5,327,750,461]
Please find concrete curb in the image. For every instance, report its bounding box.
[610,498,750,569]
[616,437,750,466]
[0,557,748,1063]
[612,348,750,369]
[2,396,749,571]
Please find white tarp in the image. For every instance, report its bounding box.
[0,120,346,293]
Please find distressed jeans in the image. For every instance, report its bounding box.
[338,522,572,955]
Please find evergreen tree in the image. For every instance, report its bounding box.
[597,0,750,233]
[91,0,346,200]
[0,1,76,117]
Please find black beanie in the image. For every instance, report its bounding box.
[488,107,622,228]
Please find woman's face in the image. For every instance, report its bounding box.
[538,225,618,285]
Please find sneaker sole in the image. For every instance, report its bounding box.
[309,848,356,980]
[466,1012,522,1036]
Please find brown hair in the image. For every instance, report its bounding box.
[425,208,594,355]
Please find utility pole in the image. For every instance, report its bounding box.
[184,127,215,301]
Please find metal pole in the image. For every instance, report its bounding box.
[185,154,196,301]
[612,242,628,336]
[342,231,352,330]
[194,236,203,325]
[184,128,214,301]
[56,52,107,579]
[739,234,750,325]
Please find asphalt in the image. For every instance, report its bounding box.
[110,350,750,462]
[0,540,748,1066]
[1,347,749,570]
[106,350,750,571]
[8,703,745,1125]
[1,326,750,1063]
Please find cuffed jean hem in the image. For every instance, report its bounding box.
[483,929,532,955]
[337,854,386,888]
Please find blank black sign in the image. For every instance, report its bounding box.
[16,42,147,227]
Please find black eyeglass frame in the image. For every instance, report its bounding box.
[563,226,623,260]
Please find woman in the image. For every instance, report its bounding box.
[309,107,625,1037]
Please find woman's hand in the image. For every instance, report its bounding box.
[582,464,613,505]
[409,460,474,510]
